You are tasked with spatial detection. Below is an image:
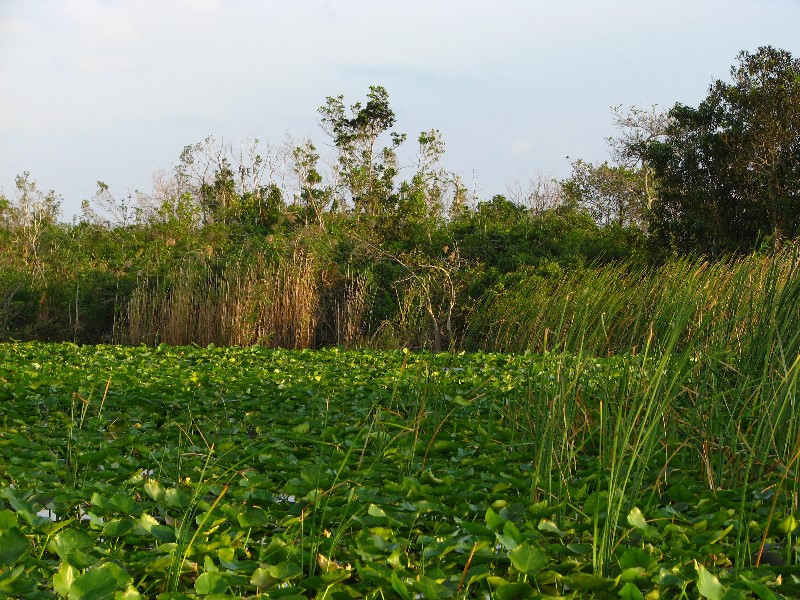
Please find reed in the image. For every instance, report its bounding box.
[482,247,800,574]
[467,246,800,361]
[117,248,320,348]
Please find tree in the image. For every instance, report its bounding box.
[561,105,669,232]
[639,47,800,255]
[3,172,61,278]
[319,86,406,221]
[563,159,648,228]
[292,139,331,229]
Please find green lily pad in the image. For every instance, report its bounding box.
[509,542,548,576]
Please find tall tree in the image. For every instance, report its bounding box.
[319,86,406,221]
[639,47,800,255]
[563,159,648,228]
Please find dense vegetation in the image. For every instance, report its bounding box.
[1,46,798,350]
[2,44,800,599]
[1,337,799,598]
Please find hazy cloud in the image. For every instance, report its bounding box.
[0,16,32,35]
[511,141,535,159]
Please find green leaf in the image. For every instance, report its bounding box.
[562,573,616,592]
[238,506,269,528]
[265,561,303,580]
[292,421,310,434]
[0,509,19,530]
[668,483,694,503]
[390,572,412,600]
[49,529,95,569]
[508,542,548,576]
[495,582,537,599]
[116,585,144,599]
[108,492,137,515]
[250,568,273,588]
[137,513,176,543]
[627,506,649,531]
[537,518,565,537]
[164,488,190,510]
[412,574,450,598]
[485,507,505,530]
[194,572,229,595]
[0,527,28,565]
[778,514,798,535]
[741,578,778,600]
[143,480,164,503]
[0,488,50,527]
[721,589,748,600]
[619,547,657,571]
[695,561,725,600]
[98,562,132,588]
[619,582,645,600]
[0,564,38,597]
[502,520,524,544]
[53,562,78,598]
[68,567,117,600]
[567,542,593,555]
[102,519,135,538]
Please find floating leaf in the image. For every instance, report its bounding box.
[143,480,164,503]
[53,562,77,597]
[390,572,412,600]
[237,506,269,528]
[778,514,798,535]
[102,518,135,538]
[265,561,303,581]
[48,529,95,569]
[485,507,505,530]
[0,509,19,530]
[695,561,725,600]
[619,582,645,600]
[537,518,565,537]
[741,577,778,600]
[0,528,28,566]
[292,422,310,434]
[562,573,616,592]
[627,507,649,531]
[508,542,548,576]
[194,572,229,595]
[619,547,657,572]
[494,581,537,599]
[68,566,118,600]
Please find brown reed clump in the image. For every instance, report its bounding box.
[117,248,321,348]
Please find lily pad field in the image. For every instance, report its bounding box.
[1,341,800,599]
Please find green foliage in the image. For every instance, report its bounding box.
[451,196,641,276]
[5,57,800,347]
[563,158,649,228]
[1,341,799,596]
[469,244,800,364]
[641,46,800,256]
[319,85,406,221]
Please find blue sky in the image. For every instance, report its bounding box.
[1,0,798,218]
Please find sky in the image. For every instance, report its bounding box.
[1,0,798,219]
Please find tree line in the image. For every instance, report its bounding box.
[1,46,798,348]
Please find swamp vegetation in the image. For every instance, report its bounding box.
[0,46,800,597]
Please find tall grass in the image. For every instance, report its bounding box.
[118,249,319,348]
[479,247,800,574]
[468,246,800,362]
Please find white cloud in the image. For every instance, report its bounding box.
[175,0,224,11]
[55,0,145,74]
[0,16,33,35]
[511,141,534,159]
